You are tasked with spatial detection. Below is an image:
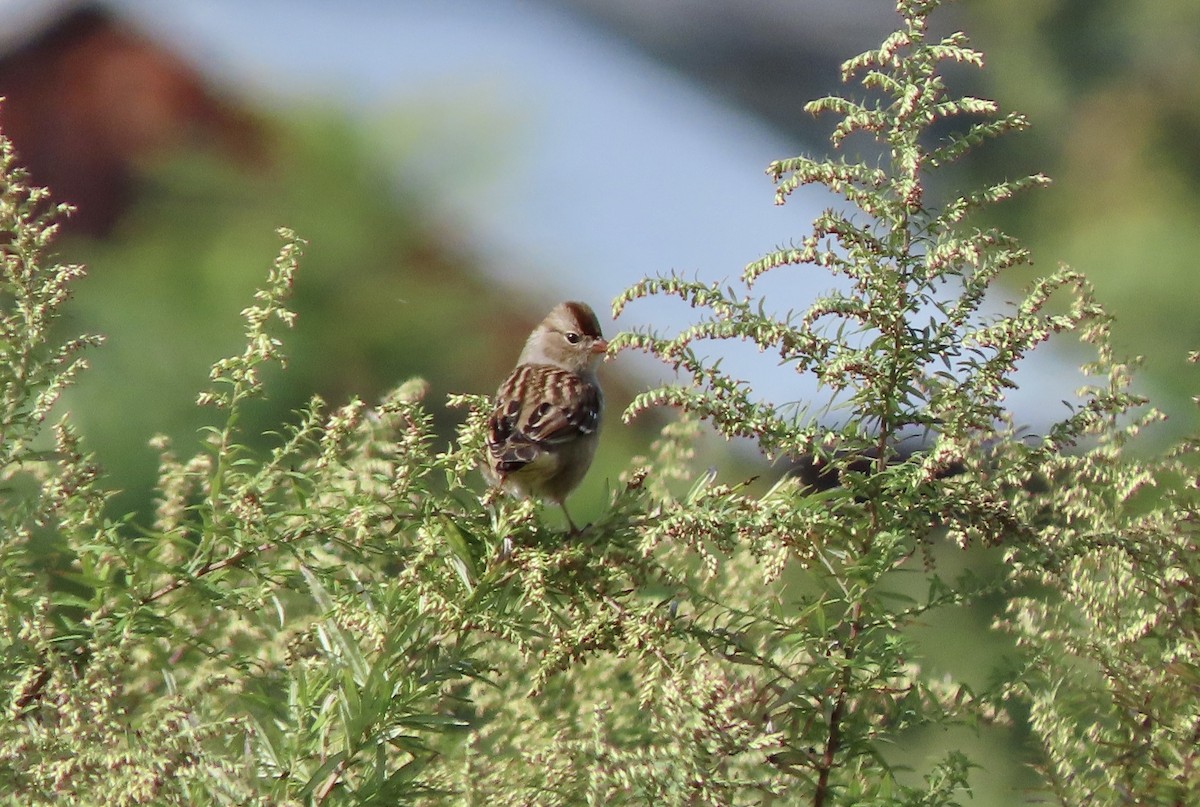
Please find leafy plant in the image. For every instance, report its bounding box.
[609,0,1196,803]
[2,1,1197,805]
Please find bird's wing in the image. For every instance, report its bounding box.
[487,365,601,472]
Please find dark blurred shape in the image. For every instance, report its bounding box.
[789,452,966,494]
[545,0,924,138]
[0,3,262,235]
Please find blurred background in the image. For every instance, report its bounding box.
[2,0,1196,801]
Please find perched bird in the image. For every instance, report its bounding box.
[485,301,607,532]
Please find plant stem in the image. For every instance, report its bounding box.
[314,756,350,803]
[812,599,863,807]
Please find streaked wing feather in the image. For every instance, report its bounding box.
[487,365,601,473]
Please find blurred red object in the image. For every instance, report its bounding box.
[0,4,261,236]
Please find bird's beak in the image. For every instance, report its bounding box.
[591,338,609,355]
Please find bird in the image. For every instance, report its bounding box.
[484,301,607,533]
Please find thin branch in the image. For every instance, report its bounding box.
[314,756,350,804]
[12,666,53,712]
[136,539,277,609]
[812,601,863,807]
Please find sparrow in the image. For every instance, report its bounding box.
[485,301,607,532]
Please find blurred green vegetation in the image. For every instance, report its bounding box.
[56,112,653,522]
[960,0,1200,438]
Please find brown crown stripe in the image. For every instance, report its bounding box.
[562,301,603,338]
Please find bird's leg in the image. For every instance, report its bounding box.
[560,502,581,534]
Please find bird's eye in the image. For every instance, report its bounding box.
[565,332,581,344]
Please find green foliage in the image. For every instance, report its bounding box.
[994,359,1200,803]
[1,1,1197,805]
[57,113,561,521]
[610,0,1197,802]
[959,0,1200,436]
